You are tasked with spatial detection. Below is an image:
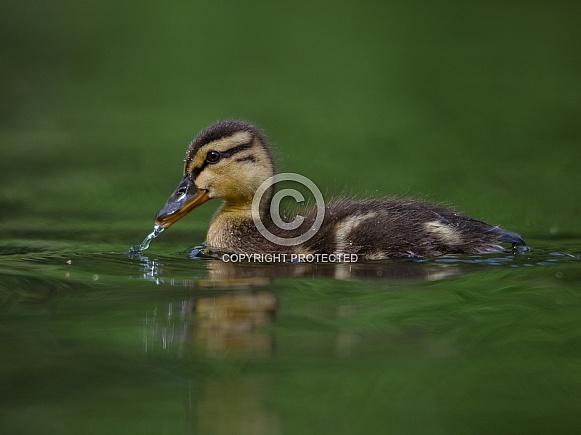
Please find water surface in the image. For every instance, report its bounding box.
[1,229,580,433]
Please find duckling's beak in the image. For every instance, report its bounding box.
[154,176,210,229]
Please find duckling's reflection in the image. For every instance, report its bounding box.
[193,291,277,355]
[134,254,464,356]
[143,292,277,356]
[139,289,281,433]
[193,376,282,435]
[200,257,465,286]
[131,253,465,288]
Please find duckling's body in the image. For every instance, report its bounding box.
[154,120,525,259]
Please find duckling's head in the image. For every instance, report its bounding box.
[155,120,275,229]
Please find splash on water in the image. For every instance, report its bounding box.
[128,224,164,254]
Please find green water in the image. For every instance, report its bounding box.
[2,1,581,434]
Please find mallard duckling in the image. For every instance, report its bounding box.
[154,120,525,260]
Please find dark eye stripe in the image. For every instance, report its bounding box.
[219,141,253,158]
[189,140,254,180]
[235,155,256,163]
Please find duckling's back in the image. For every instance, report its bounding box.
[303,198,525,259]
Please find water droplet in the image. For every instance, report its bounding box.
[128,224,165,254]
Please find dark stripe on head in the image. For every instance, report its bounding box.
[220,141,253,158]
[190,161,209,181]
[184,120,261,176]
[193,120,257,148]
[188,141,254,181]
[236,155,256,163]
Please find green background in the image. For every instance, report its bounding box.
[2,1,580,234]
[1,1,580,434]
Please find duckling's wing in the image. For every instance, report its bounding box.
[306,199,525,259]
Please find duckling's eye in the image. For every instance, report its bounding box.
[206,151,221,164]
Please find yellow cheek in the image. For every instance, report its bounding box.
[194,171,212,191]
[195,165,243,198]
